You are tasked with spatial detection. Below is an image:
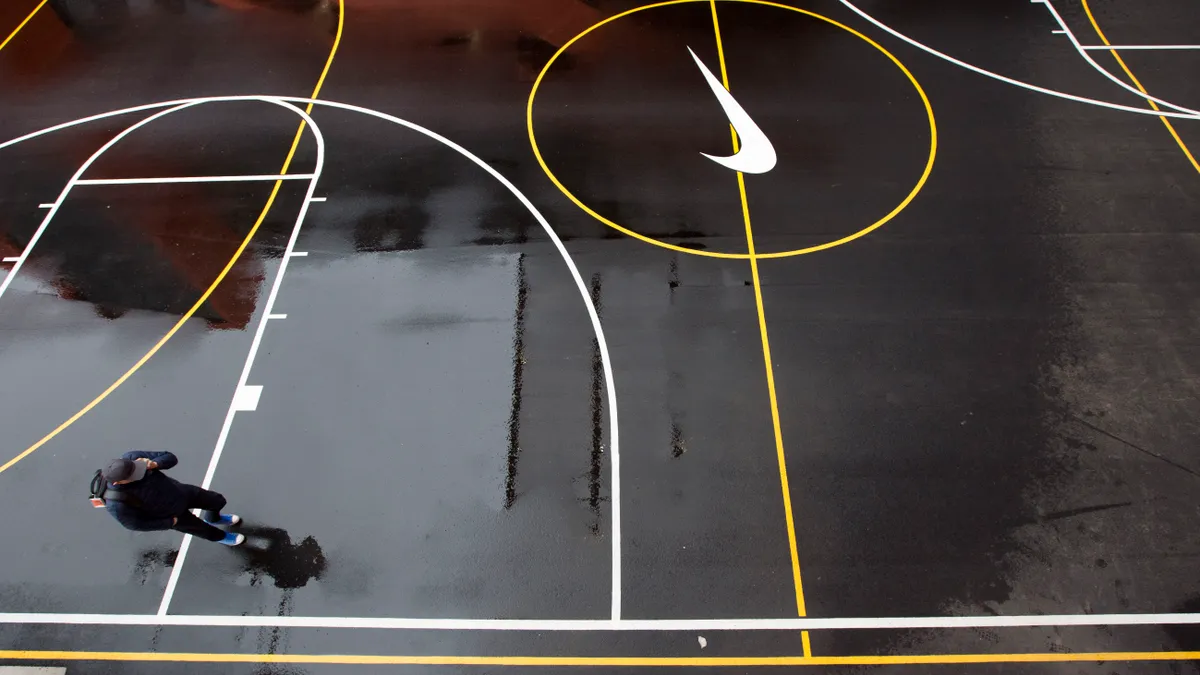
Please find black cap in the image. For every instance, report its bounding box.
[102,458,146,483]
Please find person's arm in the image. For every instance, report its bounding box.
[121,451,178,471]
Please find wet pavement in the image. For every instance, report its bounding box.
[2,0,1200,672]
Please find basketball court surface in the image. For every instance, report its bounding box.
[1,0,1200,672]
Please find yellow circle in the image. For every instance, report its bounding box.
[526,0,938,259]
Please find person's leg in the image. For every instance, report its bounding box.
[184,485,228,523]
[172,512,225,542]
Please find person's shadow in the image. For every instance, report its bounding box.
[233,524,326,590]
[228,525,327,666]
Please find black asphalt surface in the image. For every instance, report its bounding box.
[1,0,1200,672]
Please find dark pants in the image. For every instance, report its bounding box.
[170,485,228,542]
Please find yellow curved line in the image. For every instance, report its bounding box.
[0,0,345,476]
[526,0,937,260]
[0,0,47,53]
[1081,0,1200,175]
[3,648,1200,666]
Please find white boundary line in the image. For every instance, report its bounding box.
[0,95,621,621]
[74,174,315,185]
[1081,45,1200,50]
[156,101,326,616]
[835,0,1200,120]
[1,613,1199,631]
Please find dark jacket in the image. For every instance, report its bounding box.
[105,451,189,531]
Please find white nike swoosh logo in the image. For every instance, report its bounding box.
[688,46,777,174]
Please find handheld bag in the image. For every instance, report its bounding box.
[89,470,107,508]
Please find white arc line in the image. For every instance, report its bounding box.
[295,97,623,621]
[687,46,776,174]
[1036,0,1200,116]
[0,94,621,622]
[835,0,1200,120]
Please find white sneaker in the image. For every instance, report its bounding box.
[206,513,241,526]
[218,533,246,547]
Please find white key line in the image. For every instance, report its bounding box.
[1081,44,1200,50]
[308,196,327,202]
[2,257,19,263]
[268,313,288,320]
[3,613,1200,631]
[288,251,309,257]
[74,174,315,186]
[37,203,53,209]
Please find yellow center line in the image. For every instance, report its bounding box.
[4,649,1200,666]
[1081,0,1200,175]
[0,0,46,54]
[0,1,345,476]
[708,0,811,657]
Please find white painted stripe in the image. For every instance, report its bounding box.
[74,174,314,186]
[1081,44,1200,50]
[268,313,287,320]
[1,613,1200,631]
[2,257,19,263]
[0,96,621,620]
[0,667,67,674]
[37,203,53,209]
[1051,29,1066,34]
[835,0,1200,119]
[231,385,263,412]
[308,196,327,202]
[157,100,325,617]
[288,251,309,257]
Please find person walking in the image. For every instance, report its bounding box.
[101,451,244,546]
